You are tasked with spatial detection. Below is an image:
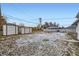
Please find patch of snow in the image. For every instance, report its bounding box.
[16,32,67,47]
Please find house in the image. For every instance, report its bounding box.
[76,22,79,40]
[43,23,60,32]
[65,25,76,33]
[43,22,76,33]
[70,12,79,40]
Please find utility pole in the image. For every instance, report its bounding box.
[39,18,42,28]
[0,3,1,17]
[0,3,2,35]
[0,4,6,31]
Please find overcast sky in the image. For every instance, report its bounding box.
[1,3,79,27]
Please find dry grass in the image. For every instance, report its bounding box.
[0,38,72,56]
[43,39,49,41]
[0,32,78,56]
[67,32,77,40]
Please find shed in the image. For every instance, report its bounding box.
[24,27,32,34]
[18,26,25,34]
[3,23,19,35]
[18,26,32,34]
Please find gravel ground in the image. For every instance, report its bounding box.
[0,32,78,56]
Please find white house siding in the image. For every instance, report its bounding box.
[65,28,76,33]
[76,22,79,40]
[44,28,58,32]
[44,27,76,33]
[44,28,65,32]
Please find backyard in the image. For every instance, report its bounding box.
[0,32,79,56]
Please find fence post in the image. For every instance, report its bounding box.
[6,24,7,36]
[15,25,16,35]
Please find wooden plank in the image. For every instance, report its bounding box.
[61,39,79,43]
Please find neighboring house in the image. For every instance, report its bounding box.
[76,21,79,40]
[70,12,79,40]
[44,26,59,32]
[65,25,76,33]
[44,22,76,33]
[73,20,79,40]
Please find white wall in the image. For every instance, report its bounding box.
[8,25,15,35]
[3,24,32,35]
[3,25,16,35]
[65,28,75,33]
[3,25,7,35]
[44,28,76,33]
[24,27,32,33]
[25,27,30,33]
[44,28,58,32]
[29,27,32,33]
[76,22,79,40]
[44,28,54,32]
[20,27,25,34]
[15,26,18,34]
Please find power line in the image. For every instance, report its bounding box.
[4,14,38,24]
[3,14,77,26]
[42,17,76,20]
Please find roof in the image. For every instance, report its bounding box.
[47,26,59,29]
[71,19,79,26]
[76,12,79,18]
[4,23,18,26]
[66,25,76,29]
[4,23,33,28]
[71,12,79,26]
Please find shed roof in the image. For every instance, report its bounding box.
[4,23,19,26]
